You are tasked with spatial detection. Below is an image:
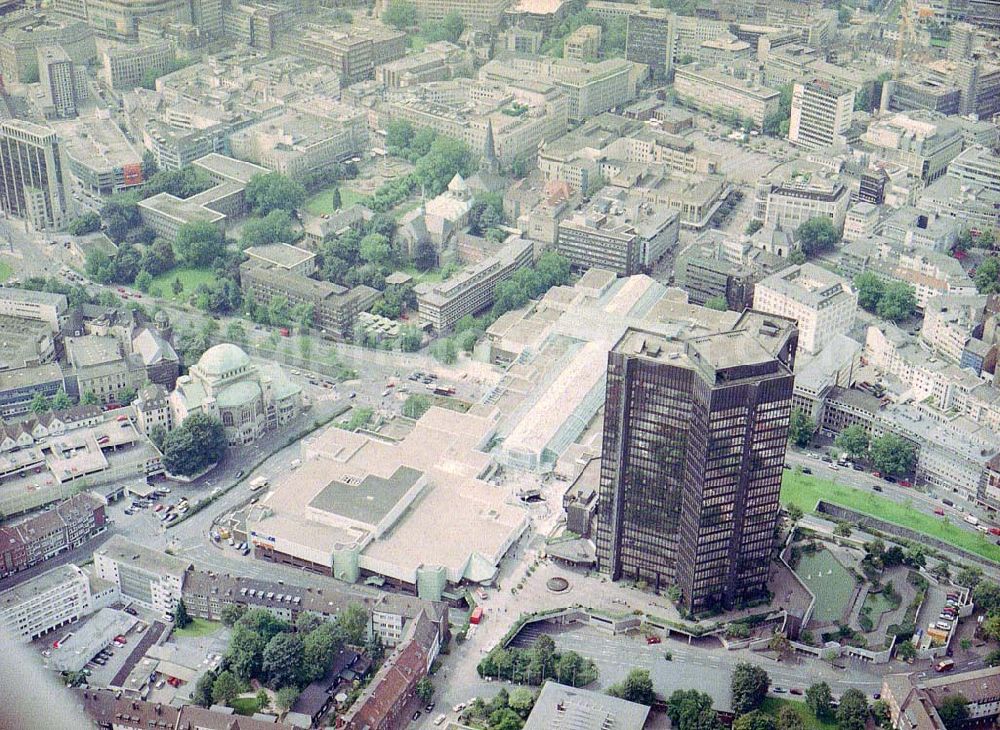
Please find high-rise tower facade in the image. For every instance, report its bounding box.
[596,311,797,613]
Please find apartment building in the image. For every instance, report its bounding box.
[0,287,68,332]
[0,493,107,579]
[674,64,781,128]
[37,45,80,119]
[788,79,855,150]
[93,535,189,616]
[597,312,797,612]
[557,188,680,275]
[65,335,147,405]
[948,144,1000,193]
[752,174,850,231]
[0,564,94,642]
[181,568,448,646]
[883,667,1000,729]
[415,238,533,331]
[674,230,783,311]
[753,263,857,356]
[239,262,379,341]
[101,41,174,89]
[921,294,987,363]
[0,15,96,83]
[0,119,69,230]
[843,202,880,242]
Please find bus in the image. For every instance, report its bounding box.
[470,606,483,625]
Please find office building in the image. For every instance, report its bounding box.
[405,0,509,30]
[101,41,174,89]
[56,115,144,200]
[37,46,80,119]
[843,202,879,242]
[0,287,68,332]
[557,188,680,276]
[674,64,781,128]
[788,79,855,150]
[947,145,1000,194]
[0,564,94,642]
[753,263,857,356]
[0,15,96,83]
[239,263,379,342]
[286,22,405,86]
[861,112,964,185]
[563,24,601,61]
[0,120,69,230]
[415,238,534,331]
[375,41,473,89]
[674,230,783,311]
[93,535,189,616]
[71,0,193,40]
[65,335,147,405]
[596,311,798,612]
[228,106,369,183]
[625,9,672,78]
[524,683,650,730]
[752,174,850,232]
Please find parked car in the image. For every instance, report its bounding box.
[646,636,661,645]
[934,508,945,515]
[873,485,883,492]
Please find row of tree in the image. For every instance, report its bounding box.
[477,635,598,688]
[788,411,917,477]
[854,272,917,323]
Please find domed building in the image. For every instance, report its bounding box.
[169,344,302,445]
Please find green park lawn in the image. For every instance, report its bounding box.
[171,617,220,638]
[229,697,260,716]
[761,698,837,729]
[147,267,216,302]
[781,470,1000,563]
[0,260,12,283]
[304,186,367,217]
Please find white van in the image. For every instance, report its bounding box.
[434,715,447,726]
[249,476,269,491]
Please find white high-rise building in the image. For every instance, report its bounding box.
[789,79,855,150]
[0,565,93,642]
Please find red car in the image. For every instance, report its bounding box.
[646,636,661,645]
[989,527,1000,536]
[934,508,945,516]
[872,471,881,478]
[900,480,912,487]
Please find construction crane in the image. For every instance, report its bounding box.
[893,0,916,80]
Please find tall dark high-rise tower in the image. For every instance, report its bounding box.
[596,311,797,613]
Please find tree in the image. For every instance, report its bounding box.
[876,282,916,322]
[172,277,184,296]
[788,408,815,447]
[262,632,305,689]
[432,337,458,364]
[607,668,655,705]
[975,257,1000,294]
[81,392,100,406]
[29,392,50,414]
[666,689,723,730]
[796,217,840,256]
[359,232,393,266]
[275,687,300,712]
[338,604,369,646]
[211,670,242,705]
[509,687,535,717]
[414,137,473,196]
[399,325,423,352]
[383,0,417,28]
[834,521,852,537]
[302,623,343,682]
[956,566,983,589]
[175,599,191,628]
[414,239,438,271]
[162,412,227,476]
[869,434,916,477]
[805,681,833,719]
[973,580,1000,614]
[135,270,153,293]
[836,688,869,730]
[732,711,777,730]
[979,614,1000,641]
[245,173,306,216]
[985,648,1000,666]
[416,677,435,704]
[731,663,769,716]
[937,694,969,729]
[896,641,917,661]
[51,389,72,411]
[86,250,116,284]
[239,209,296,249]
[365,632,385,664]
[175,221,225,267]
[220,604,246,627]
[745,219,764,236]
[704,296,728,311]
[835,425,869,461]
[227,625,266,681]
[785,504,803,524]
[141,238,176,276]
[775,705,805,730]
[255,689,270,713]
[68,212,101,235]
[192,670,216,707]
